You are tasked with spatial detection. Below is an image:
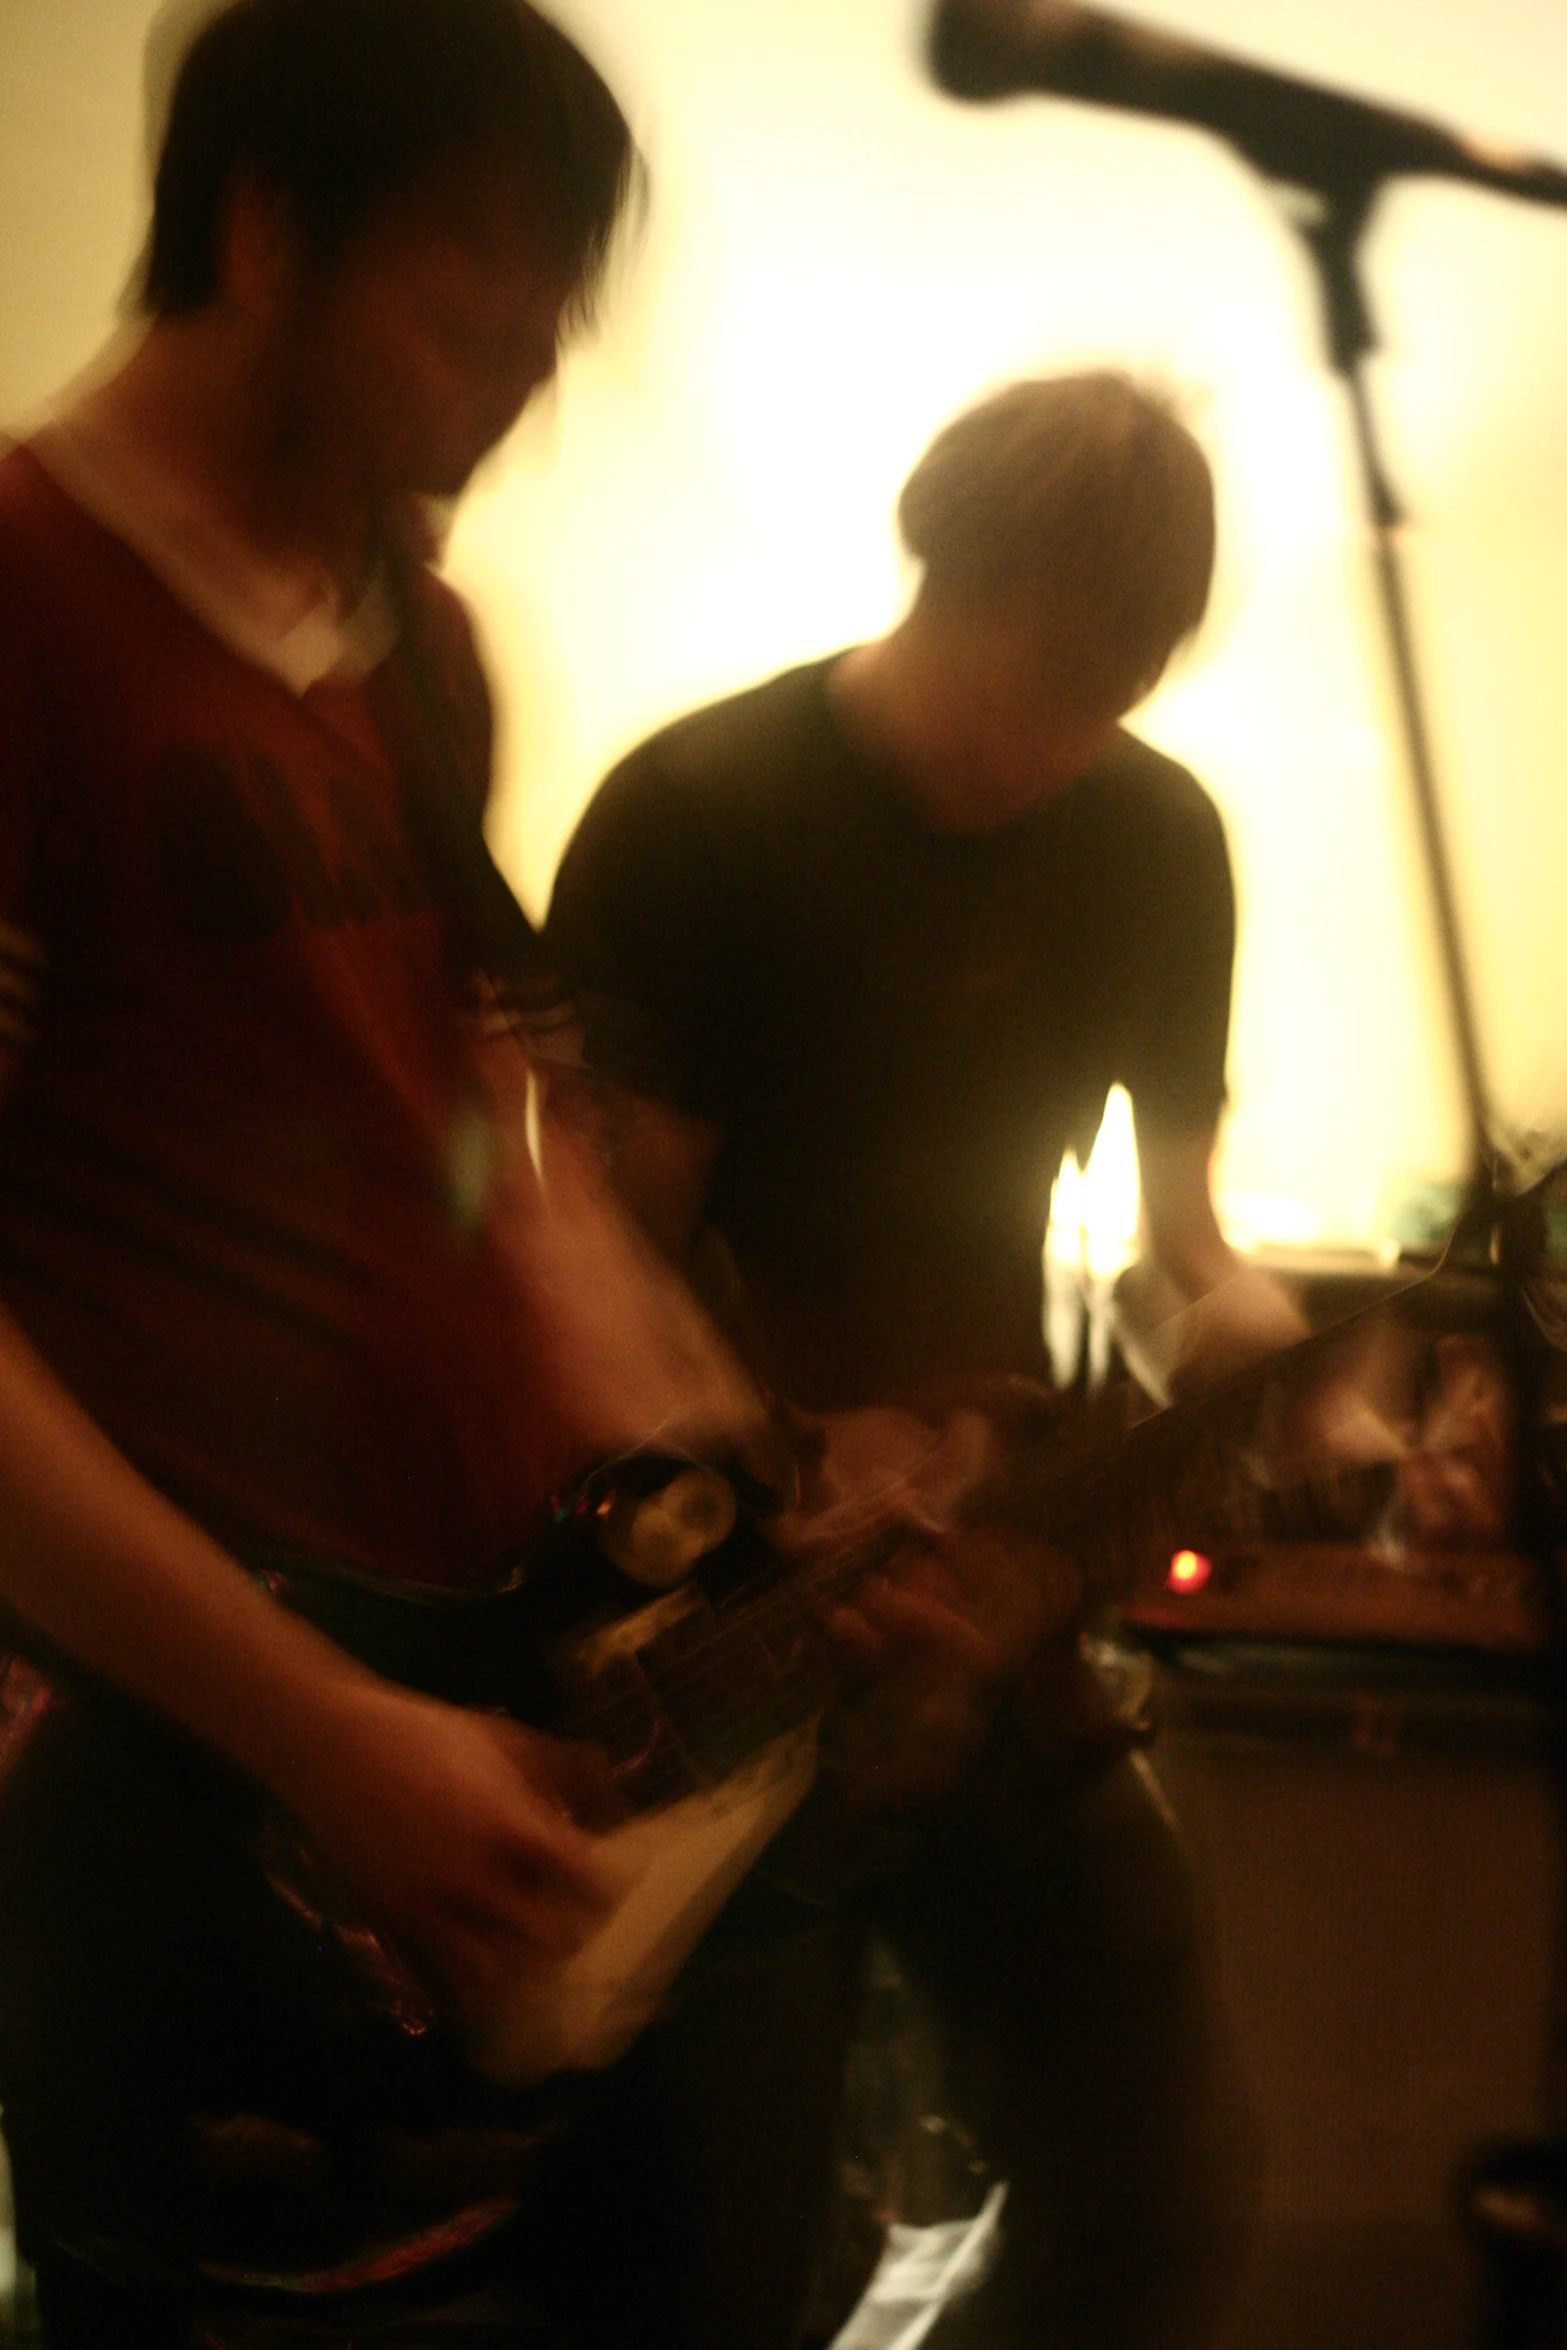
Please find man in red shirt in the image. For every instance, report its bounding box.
[0,4,745,2338]
[0,9,1066,2344]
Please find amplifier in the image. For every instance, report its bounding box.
[1144,1631,1560,2350]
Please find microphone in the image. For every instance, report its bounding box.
[929,0,1567,210]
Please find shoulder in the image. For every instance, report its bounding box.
[600,659,836,821]
[1094,727,1221,826]
[0,437,137,571]
[406,561,481,659]
[422,565,487,674]
[389,559,496,803]
[0,441,205,698]
[0,445,113,729]
[399,561,489,707]
[558,659,837,903]
[546,669,843,1112]
[0,442,100,609]
[1062,727,1229,877]
[0,440,66,533]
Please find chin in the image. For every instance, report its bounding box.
[413,454,482,501]
[391,432,492,501]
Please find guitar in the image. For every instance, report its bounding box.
[0,1261,1541,2297]
[236,1419,1072,2092]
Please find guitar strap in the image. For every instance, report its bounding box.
[378,540,578,1061]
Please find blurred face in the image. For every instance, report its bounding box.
[269,169,572,502]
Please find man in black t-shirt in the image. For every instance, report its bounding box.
[549,376,1298,1413]
[547,376,1292,2348]
[548,658,1234,1405]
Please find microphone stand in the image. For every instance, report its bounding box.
[1214,165,1567,2340]
[936,13,1567,2305]
[928,18,1567,2313]
[1284,176,1495,1208]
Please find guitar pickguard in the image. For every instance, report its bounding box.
[461,1720,821,2086]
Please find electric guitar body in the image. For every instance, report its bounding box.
[249,1458,853,2093]
[0,1448,877,2299]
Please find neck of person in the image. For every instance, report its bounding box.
[95,313,383,608]
[829,611,987,827]
[828,596,1117,836]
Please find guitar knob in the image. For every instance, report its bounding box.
[596,1467,740,1588]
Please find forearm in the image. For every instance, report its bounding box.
[535,1065,719,1268]
[0,1306,382,1804]
[0,1305,613,2012]
[1139,1208,1238,1303]
[1123,1119,1307,1397]
[1115,1253,1307,1400]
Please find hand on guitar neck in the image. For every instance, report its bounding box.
[779,1401,1084,1811]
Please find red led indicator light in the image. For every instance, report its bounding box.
[1167,1549,1213,1593]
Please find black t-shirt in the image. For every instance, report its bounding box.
[547,657,1234,1406]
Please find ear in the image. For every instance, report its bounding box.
[216,174,302,323]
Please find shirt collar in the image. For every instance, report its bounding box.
[29,387,397,695]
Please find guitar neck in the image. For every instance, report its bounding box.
[581,1266,1491,1802]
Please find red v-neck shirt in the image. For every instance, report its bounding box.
[0,443,564,1586]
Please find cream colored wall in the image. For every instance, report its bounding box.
[3,0,1565,1246]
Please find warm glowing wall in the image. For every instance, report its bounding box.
[4,0,1566,1246]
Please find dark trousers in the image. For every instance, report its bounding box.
[12,1751,1250,2350]
[548,1743,1255,2350]
[861,1749,1256,2350]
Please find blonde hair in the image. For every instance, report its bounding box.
[898,372,1215,708]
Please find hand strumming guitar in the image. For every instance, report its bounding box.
[271,1678,622,2031]
[0,1300,622,2035]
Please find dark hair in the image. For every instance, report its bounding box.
[142,0,639,321]
[899,372,1216,709]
